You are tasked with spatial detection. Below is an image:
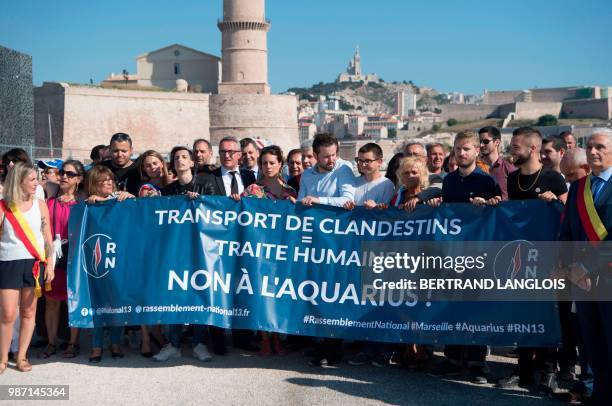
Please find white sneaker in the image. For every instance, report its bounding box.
[193,343,212,362]
[153,344,181,362]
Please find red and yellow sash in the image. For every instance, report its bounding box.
[576,176,608,241]
[0,200,48,297]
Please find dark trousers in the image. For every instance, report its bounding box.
[209,326,226,352]
[232,329,253,348]
[576,300,612,405]
[321,338,343,362]
[517,347,556,378]
[557,300,578,371]
[444,345,487,366]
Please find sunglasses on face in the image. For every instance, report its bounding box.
[59,169,79,178]
[480,139,492,145]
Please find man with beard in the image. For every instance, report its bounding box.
[499,127,567,393]
[101,133,141,196]
[298,133,355,367]
[541,136,566,174]
[193,139,216,175]
[506,127,567,204]
[429,131,501,384]
[478,126,515,200]
[299,133,355,208]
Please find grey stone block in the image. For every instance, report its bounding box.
[0,45,34,154]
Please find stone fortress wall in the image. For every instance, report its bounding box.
[34,83,211,160]
[210,93,298,155]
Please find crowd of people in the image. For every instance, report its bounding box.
[0,126,610,405]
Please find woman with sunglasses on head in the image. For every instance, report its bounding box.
[38,161,85,360]
[85,165,134,363]
[0,163,55,373]
[138,150,170,198]
[135,151,170,356]
[241,146,296,356]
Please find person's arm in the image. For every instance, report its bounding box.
[555,173,569,204]
[297,173,308,201]
[39,200,55,284]
[416,187,443,202]
[380,180,396,205]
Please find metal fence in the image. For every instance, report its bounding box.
[0,144,96,163]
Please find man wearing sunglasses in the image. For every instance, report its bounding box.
[478,126,515,200]
[101,132,141,196]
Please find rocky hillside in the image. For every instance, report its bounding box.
[287,80,422,114]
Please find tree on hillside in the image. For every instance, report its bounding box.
[447,118,458,127]
[536,114,558,127]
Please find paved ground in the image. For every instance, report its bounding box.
[1,340,566,406]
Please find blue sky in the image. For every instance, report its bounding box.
[1,0,611,94]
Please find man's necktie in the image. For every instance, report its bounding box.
[230,171,239,195]
[591,176,605,203]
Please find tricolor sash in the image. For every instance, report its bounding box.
[576,176,608,242]
[0,200,48,297]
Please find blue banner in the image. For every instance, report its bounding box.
[67,196,562,346]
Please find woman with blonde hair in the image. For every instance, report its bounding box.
[136,151,170,356]
[390,156,441,211]
[138,150,170,197]
[0,163,55,373]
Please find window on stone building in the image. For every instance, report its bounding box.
[174,63,181,75]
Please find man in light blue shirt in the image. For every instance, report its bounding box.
[298,133,355,208]
[297,133,354,367]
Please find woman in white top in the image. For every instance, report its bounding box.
[0,163,55,373]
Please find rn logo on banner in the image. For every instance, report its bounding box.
[80,234,117,278]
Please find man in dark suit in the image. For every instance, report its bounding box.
[199,136,256,354]
[560,129,612,405]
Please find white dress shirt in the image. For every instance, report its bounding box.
[221,166,245,196]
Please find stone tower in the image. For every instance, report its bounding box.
[210,0,299,154]
[217,0,271,95]
[353,45,361,77]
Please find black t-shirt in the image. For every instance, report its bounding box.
[507,168,567,200]
[161,175,209,196]
[101,160,141,196]
[442,167,502,203]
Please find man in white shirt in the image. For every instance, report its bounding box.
[344,143,394,209]
[240,138,260,180]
